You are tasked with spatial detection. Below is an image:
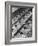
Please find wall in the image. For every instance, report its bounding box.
[0,0,38,46]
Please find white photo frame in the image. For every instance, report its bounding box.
[5,1,37,44]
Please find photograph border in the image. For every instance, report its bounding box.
[5,1,37,44]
